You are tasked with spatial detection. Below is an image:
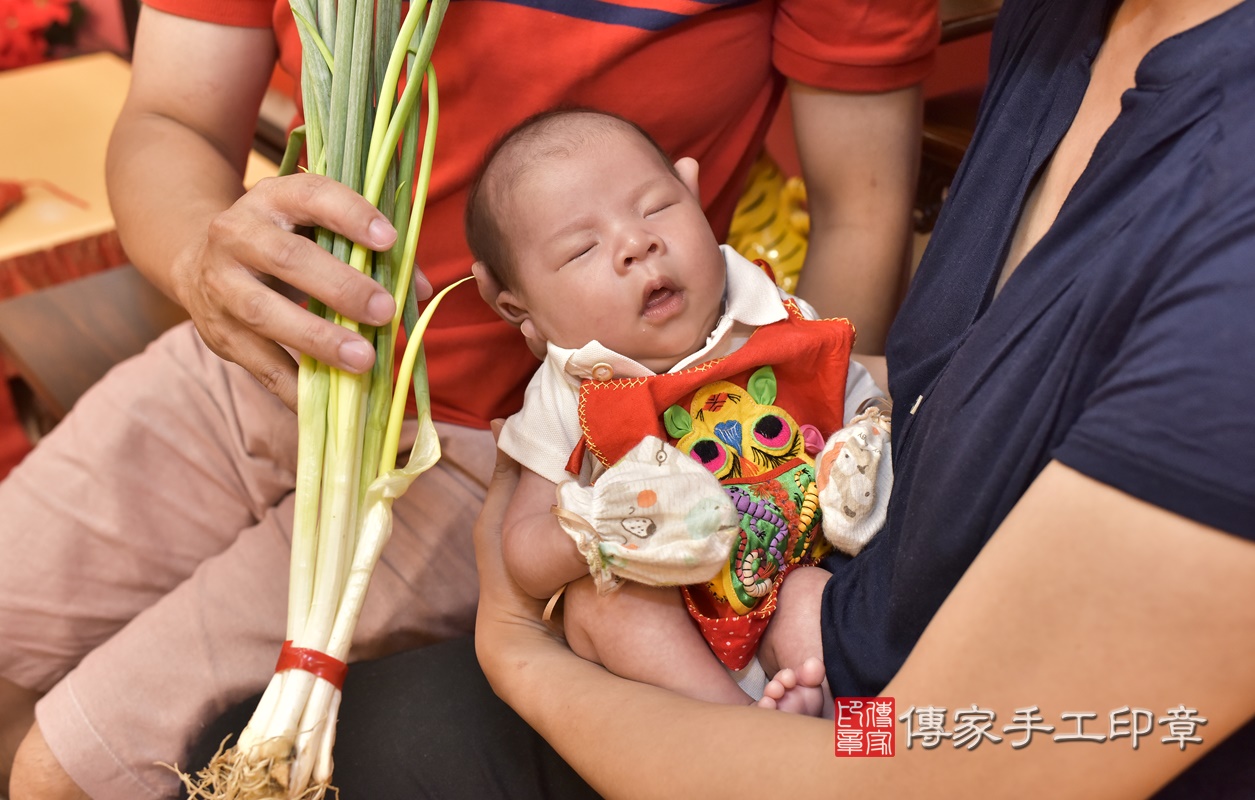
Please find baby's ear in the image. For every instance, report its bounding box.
[518,318,548,361]
[674,156,701,199]
[472,261,528,324]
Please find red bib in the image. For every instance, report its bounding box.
[572,301,855,472]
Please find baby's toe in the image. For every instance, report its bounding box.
[798,657,826,686]
[773,668,799,691]
[762,679,786,701]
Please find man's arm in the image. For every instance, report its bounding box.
[476,456,1255,797]
[105,7,405,409]
[790,81,922,355]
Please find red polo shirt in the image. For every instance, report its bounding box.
[144,0,938,427]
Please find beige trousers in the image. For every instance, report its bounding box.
[0,322,496,799]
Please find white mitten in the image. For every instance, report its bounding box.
[554,436,739,594]
[817,406,892,556]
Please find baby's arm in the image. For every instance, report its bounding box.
[502,467,589,600]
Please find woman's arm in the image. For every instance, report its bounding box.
[789,81,922,355]
[477,455,1255,798]
[852,353,888,393]
[105,7,405,409]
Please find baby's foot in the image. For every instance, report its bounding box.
[756,657,829,717]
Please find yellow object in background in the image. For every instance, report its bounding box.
[726,152,809,294]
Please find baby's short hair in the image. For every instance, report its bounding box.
[465,108,680,291]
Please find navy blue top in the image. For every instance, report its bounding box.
[821,0,1255,790]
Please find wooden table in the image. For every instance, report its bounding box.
[0,264,188,431]
[0,53,131,282]
[0,53,277,295]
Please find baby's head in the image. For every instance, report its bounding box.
[467,109,726,373]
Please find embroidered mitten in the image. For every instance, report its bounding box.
[554,436,739,594]
[817,405,892,555]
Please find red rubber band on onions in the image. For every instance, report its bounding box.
[274,640,348,689]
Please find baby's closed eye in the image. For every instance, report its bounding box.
[565,243,596,264]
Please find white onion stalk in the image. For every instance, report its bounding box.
[174,0,452,797]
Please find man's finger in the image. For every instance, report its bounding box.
[259,172,396,251]
[222,211,396,331]
[227,333,300,411]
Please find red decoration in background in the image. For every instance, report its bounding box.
[0,179,90,220]
[0,181,23,218]
[0,0,82,70]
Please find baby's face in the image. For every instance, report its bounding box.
[498,130,725,373]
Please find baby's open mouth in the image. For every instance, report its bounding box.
[641,278,681,316]
[644,286,674,308]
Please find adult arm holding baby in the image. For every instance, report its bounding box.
[476,455,1255,798]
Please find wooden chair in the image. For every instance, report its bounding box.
[916,0,1002,232]
[0,264,187,436]
[915,86,985,231]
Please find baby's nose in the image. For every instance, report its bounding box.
[622,240,660,270]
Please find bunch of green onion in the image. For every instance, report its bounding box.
[180,0,454,797]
